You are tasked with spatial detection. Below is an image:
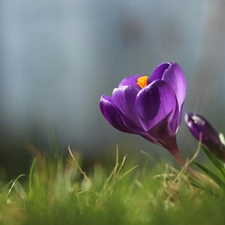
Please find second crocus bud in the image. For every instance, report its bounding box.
[185,112,225,162]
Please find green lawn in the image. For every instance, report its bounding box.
[0,147,225,225]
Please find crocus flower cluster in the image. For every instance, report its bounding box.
[185,112,225,162]
[100,62,187,167]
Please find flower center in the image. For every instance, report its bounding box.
[137,76,148,88]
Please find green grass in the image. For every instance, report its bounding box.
[1,146,225,225]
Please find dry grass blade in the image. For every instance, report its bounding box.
[68,145,91,184]
[103,146,138,191]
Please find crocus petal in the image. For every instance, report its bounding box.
[162,62,186,115]
[112,85,163,144]
[140,133,162,145]
[112,86,144,133]
[136,80,179,135]
[148,62,170,83]
[146,113,173,146]
[118,75,142,89]
[100,95,132,133]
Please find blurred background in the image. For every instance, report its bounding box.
[1,0,225,178]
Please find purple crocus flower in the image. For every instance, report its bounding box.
[100,62,187,167]
[185,112,225,162]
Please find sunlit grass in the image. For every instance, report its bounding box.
[0,145,225,225]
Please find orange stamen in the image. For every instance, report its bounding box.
[137,76,149,88]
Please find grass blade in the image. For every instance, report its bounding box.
[189,177,217,196]
[201,145,225,177]
[193,162,225,188]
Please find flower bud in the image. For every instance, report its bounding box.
[185,112,225,161]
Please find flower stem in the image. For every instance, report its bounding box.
[170,149,197,176]
[167,141,220,192]
[166,141,198,178]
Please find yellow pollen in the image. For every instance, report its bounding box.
[137,76,149,88]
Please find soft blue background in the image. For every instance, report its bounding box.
[1,0,225,166]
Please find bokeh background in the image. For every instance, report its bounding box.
[1,0,225,178]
